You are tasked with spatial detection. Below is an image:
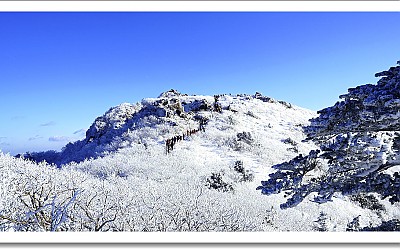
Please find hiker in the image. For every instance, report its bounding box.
[166,139,170,154]
[214,103,222,113]
[201,124,205,132]
[199,118,206,132]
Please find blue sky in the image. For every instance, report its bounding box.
[0,12,399,155]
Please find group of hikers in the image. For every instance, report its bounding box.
[165,119,208,154]
[163,95,227,154]
[165,128,199,154]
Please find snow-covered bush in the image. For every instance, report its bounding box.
[233,160,254,182]
[313,211,329,231]
[360,219,400,231]
[350,193,385,213]
[206,172,234,193]
[0,153,83,231]
[346,215,361,231]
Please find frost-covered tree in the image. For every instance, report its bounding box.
[305,61,400,138]
[313,211,329,232]
[258,61,400,213]
[0,154,82,231]
[1,146,275,232]
[346,215,361,232]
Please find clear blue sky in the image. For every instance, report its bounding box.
[0,12,399,155]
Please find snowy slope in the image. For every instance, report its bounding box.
[1,85,399,232]
[24,90,316,167]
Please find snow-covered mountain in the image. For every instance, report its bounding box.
[24,89,314,167]
[1,62,399,232]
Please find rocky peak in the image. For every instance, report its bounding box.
[158,89,183,99]
[85,103,137,142]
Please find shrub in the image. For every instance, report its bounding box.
[282,138,297,146]
[350,193,385,212]
[236,132,253,144]
[206,172,233,192]
[233,161,254,182]
[360,219,400,231]
[346,215,361,232]
[313,211,329,231]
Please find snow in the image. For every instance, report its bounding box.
[1,88,399,232]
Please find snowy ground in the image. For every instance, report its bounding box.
[1,92,399,232]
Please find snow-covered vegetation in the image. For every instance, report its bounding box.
[257,61,400,231]
[2,62,400,231]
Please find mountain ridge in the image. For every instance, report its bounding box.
[24,89,314,166]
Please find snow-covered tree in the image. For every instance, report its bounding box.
[258,61,400,213]
[313,211,329,231]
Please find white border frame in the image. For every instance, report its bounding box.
[0,232,400,243]
[0,1,399,12]
[0,1,399,244]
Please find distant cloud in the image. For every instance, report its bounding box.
[49,136,70,142]
[0,137,9,147]
[40,121,56,127]
[11,116,25,121]
[29,135,43,141]
[73,128,86,135]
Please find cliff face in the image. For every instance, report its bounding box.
[258,61,400,210]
